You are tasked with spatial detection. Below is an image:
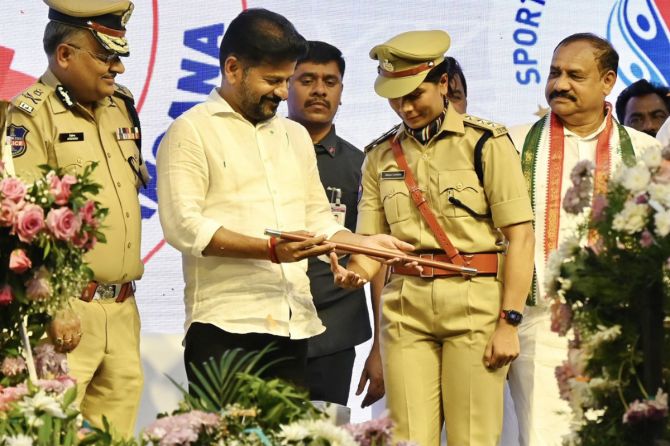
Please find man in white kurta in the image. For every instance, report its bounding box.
[657,117,670,150]
[505,33,661,446]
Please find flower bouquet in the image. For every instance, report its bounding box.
[0,161,107,445]
[546,145,670,445]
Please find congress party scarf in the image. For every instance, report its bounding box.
[520,103,635,305]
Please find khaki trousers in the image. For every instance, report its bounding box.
[381,275,507,446]
[68,296,143,439]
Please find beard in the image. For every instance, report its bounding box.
[239,78,282,123]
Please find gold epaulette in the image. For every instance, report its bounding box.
[364,123,401,153]
[113,83,135,101]
[11,82,54,116]
[463,114,508,137]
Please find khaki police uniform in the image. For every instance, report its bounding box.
[359,31,534,446]
[5,0,144,438]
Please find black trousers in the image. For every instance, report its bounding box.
[183,322,309,393]
[306,347,356,405]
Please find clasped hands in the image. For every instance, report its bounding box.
[271,231,419,287]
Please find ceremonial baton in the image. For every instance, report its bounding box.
[264,229,478,276]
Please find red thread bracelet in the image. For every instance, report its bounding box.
[268,236,280,263]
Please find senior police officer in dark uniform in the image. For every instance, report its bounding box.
[335,30,535,445]
[287,41,379,407]
[6,0,148,438]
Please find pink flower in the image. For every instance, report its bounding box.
[640,229,655,248]
[623,389,669,424]
[9,249,32,274]
[143,410,220,444]
[49,174,77,205]
[35,376,76,394]
[591,195,609,223]
[72,230,89,249]
[0,384,28,411]
[86,235,97,250]
[0,177,27,203]
[25,266,51,301]
[344,414,394,446]
[14,203,45,243]
[550,299,573,336]
[0,285,12,306]
[0,199,23,227]
[1,356,26,377]
[79,200,96,225]
[34,343,68,378]
[555,360,577,401]
[569,160,595,185]
[655,159,670,184]
[46,207,81,241]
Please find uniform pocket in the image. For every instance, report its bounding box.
[53,141,96,175]
[379,179,411,225]
[118,140,142,190]
[438,170,488,218]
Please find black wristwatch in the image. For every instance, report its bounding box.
[500,309,523,326]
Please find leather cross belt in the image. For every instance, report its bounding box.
[392,252,498,278]
[80,281,135,303]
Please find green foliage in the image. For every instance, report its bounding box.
[235,373,322,429]
[170,345,280,412]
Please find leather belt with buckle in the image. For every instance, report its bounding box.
[392,252,498,278]
[80,281,135,303]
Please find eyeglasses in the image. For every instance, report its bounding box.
[64,43,120,65]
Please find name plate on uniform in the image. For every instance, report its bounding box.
[381,170,405,180]
[59,132,84,142]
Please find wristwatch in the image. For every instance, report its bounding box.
[500,309,523,326]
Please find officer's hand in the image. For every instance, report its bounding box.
[274,231,336,263]
[330,252,367,288]
[47,308,82,353]
[483,323,520,369]
[357,344,385,407]
[362,234,422,272]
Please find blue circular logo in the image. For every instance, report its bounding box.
[607,0,670,86]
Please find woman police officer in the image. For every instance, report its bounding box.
[335,30,534,446]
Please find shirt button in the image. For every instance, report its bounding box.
[117,181,122,187]
[422,154,429,160]
[107,152,112,158]
[125,212,130,218]
[127,242,131,248]
[76,158,83,164]
[457,182,463,189]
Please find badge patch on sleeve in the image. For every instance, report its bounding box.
[7,125,29,158]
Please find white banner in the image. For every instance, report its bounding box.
[2,0,669,424]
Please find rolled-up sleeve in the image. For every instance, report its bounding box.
[157,117,221,257]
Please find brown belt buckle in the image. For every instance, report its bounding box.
[461,254,478,278]
[419,253,434,278]
[97,284,117,299]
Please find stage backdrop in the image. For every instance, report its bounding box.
[2,0,669,427]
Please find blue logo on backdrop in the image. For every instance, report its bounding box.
[140,23,225,219]
[607,0,670,87]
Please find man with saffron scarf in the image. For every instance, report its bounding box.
[506,33,661,446]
